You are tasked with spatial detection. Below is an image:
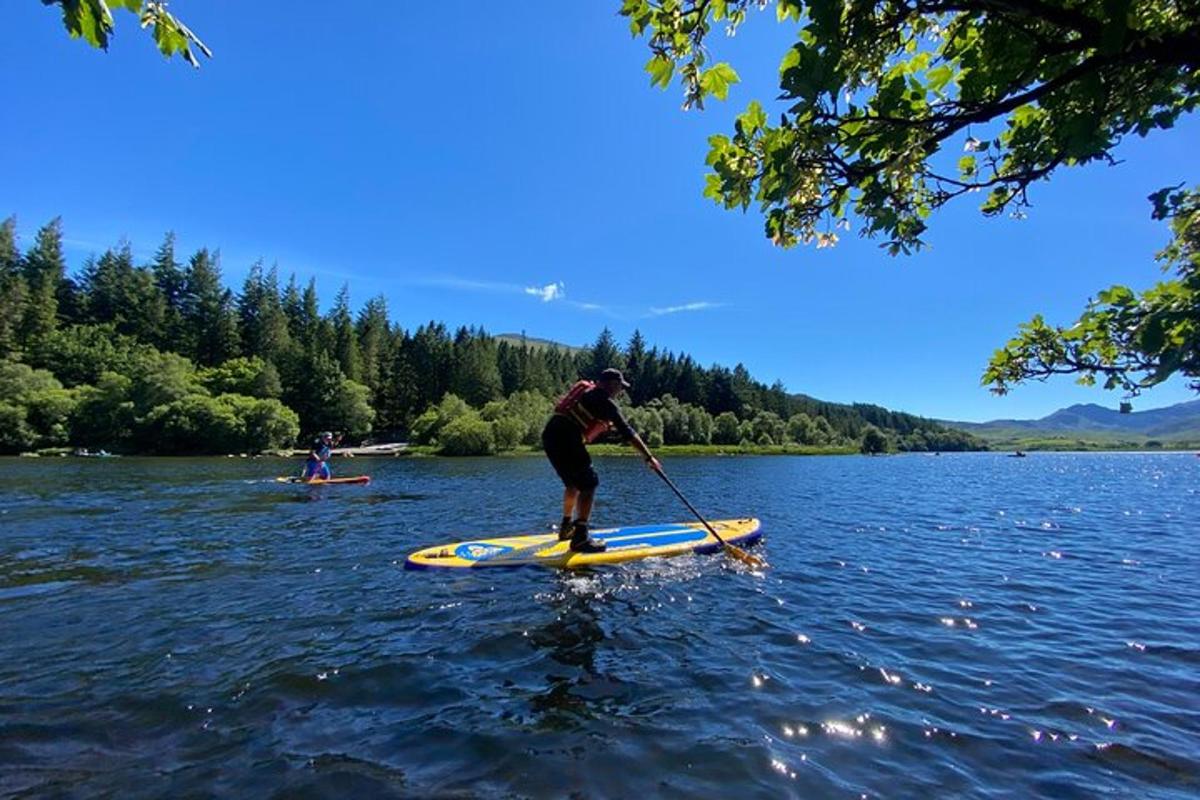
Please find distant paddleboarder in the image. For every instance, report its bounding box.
[302,431,341,480]
[542,368,661,553]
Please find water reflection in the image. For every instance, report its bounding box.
[523,578,610,726]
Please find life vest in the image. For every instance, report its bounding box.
[554,380,612,443]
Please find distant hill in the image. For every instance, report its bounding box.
[946,400,1200,447]
[495,333,583,355]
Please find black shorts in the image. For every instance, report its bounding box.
[542,415,599,490]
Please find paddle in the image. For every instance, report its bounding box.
[650,464,767,569]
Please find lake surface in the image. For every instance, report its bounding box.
[0,453,1197,798]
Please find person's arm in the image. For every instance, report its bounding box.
[607,400,662,471]
[629,431,662,472]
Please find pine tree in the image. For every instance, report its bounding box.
[658,351,679,400]
[19,217,67,347]
[330,284,361,382]
[238,260,267,356]
[674,355,703,406]
[705,366,738,416]
[182,248,240,366]
[586,327,624,377]
[379,329,421,431]
[731,364,757,417]
[281,274,305,342]
[152,232,186,350]
[0,217,27,358]
[260,265,291,362]
[515,335,553,394]
[451,327,503,406]
[239,262,291,364]
[297,278,322,354]
[55,272,85,328]
[286,348,345,434]
[408,322,454,409]
[624,329,649,402]
[497,340,520,395]
[80,245,130,326]
[355,294,390,393]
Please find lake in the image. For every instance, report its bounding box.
[1,453,1197,798]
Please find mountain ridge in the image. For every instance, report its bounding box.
[947,399,1200,442]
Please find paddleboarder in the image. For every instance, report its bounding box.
[542,368,661,553]
[301,431,340,481]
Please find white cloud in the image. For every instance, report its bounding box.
[416,276,517,293]
[410,275,569,304]
[524,281,566,302]
[647,301,722,316]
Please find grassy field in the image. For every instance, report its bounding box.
[959,430,1200,451]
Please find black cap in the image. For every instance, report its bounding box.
[599,368,630,387]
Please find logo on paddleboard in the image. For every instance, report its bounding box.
[456,542,513,561]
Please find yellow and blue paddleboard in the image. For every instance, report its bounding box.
[404,518,762,570]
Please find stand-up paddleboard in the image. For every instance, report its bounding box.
[405,518,761,570]
[276,476,371,485]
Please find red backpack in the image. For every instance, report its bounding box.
[555,380,612,442]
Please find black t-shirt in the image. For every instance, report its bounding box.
[575,386,635,441]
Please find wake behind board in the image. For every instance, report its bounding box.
[405,518,761,570]
[276,476,371,485]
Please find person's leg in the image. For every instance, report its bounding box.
[559,486,579,540]
[568,468,604,553]
[574,487,595,525]
[319,461,331,480]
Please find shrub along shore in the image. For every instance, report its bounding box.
[13,443,858,459]
[1,218,982,456]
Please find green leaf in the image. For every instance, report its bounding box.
[736,101,768,137]
[699,62,740,101]
[703,173,725,201]
[928,64,953,94]
[61,0,114,49]
[1138,317,1166,354]
[645,54,675,89]
[776,0,802,22]
[1096,286,1134,305]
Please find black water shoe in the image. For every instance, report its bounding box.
[569,522,606,553]
[558,516,574,541]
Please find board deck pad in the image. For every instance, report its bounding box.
[276,476,371,485]
[405,518,761,570]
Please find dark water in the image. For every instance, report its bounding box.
[0,453,1197,798]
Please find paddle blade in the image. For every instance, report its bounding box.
[725,543,768,569]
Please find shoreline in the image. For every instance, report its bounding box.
[11,444,1198,459]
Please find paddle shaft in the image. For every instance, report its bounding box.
[651,465,766,570]
[652,466,730,545]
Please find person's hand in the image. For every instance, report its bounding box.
[646,455,662,472]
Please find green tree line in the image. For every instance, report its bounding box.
[0,216,982,455]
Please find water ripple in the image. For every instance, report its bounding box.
[0,453,1197,797]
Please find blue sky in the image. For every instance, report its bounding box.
[3,2,1196,422]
